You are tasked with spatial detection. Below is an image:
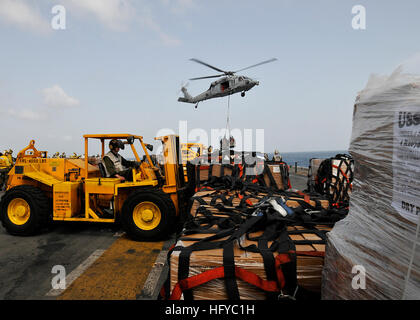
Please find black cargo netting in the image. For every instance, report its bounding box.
[161,157,349,300]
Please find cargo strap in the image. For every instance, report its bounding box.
[168,264,287,300]
[189,187,342,227]
[164,210,297,300]
[194,160,291,193]
[162,169,347,300]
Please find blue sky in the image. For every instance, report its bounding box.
[1,0,420,156]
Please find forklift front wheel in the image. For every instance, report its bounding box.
[121,190,175,241]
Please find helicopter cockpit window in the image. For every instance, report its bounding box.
[238,76,244,81]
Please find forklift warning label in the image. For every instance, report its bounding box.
[392,107,420,223]
[54,192,70,215]
[17,158,47,164]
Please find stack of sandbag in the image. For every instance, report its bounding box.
[322,70,420,299]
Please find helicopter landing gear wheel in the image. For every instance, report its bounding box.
[241,91,245,97]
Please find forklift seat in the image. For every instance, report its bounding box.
[98,162,107,177]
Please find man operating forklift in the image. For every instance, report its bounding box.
[102,139,140,182]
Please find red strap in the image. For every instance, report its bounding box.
[238,194,254,207]
[195,186,214,192]
[274,254,292,289]
[238,164,244,178]
[332,164,350,184]
[297,191,311,204]
[169,264,286,300]
[276,252,292,264]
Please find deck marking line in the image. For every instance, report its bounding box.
[45,249,105,297]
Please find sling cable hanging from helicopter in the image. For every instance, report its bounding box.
[225,94,231,139]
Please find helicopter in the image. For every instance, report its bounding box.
[178,58,277,108]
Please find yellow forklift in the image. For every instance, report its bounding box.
[0,134,190,240]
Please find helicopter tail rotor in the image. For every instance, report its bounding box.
[178,81,190,94]
[178,85,193,103]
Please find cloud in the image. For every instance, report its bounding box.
[0,0,181,45]
[159,32,181,46]
[138,9,181,46]
[0,85,79,121]
[0,0,50,33]
[62,135,73,141]
[160,0,196,15]
[1,108,47,121]
[65,0,181,46]
[43,85,80,109]
[63,0,135,31]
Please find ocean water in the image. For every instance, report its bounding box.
[129,150,349,168]
[268,150,349,168]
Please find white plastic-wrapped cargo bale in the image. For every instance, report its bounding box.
[321,68,420,299]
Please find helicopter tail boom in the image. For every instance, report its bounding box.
[178,97,194,103]
[178,86,195,103]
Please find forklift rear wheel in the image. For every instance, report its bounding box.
[0,185,51,236]
[121,190,175,241]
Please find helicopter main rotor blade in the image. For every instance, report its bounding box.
[234,58,278,73]
[189,74,224,80]
[190,58,228,74]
